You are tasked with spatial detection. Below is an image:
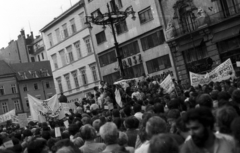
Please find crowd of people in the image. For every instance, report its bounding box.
[0,75,240,153]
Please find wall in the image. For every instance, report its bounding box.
[18,78,56,113]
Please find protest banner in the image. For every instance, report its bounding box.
[0,109,16,123]
[160,74,175,94]
[115,89,123,108]
[17,113,28,128]
[190,59,235,86]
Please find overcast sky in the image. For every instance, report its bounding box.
[0,0,80,48]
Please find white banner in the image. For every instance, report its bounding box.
[190,59,235,86]
[17,113,28,128]
[0,109,16,123]
[160,74,175,94]
[115,89,123,108]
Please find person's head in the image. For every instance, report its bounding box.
[124,116,138,130]
[133,104,141,113]
[112,109,120,118]
[68,124,79,136]
[148,134,179,153]
[146,116,167,139]
[80,124,96,141]
[123,106,132,117]
[92,119,101,132]
[99,122,119,145]
[167,99,180,110]
[218,91,231,101]
[27,138,49,153]
[231,117,240,145]
[81,116,91,125]
[232,90,240,105]
[197,94,213,109]
[183,107,215,147]
[41,131,51,141]
[23,129,33,139]
[53,139,81,153]
[217,106,238,134]
[153,103,164,114]
[175,117,189,138]
[166,109,180,125]
[118,132,128,146]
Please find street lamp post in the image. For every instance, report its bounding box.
[85,0,136,79]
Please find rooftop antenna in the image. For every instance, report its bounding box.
[28,20,32,33]
[70,0,72,7]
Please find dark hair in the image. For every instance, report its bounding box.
[217,106,239,134]
[52,139,81,153]
[113,118,123,130]
[42,131,51,141]
[124,116,138,129]
[112,109,120,118]
[176,117,188,132]
[218,91,231,101]
[23,129,32,138]
[153,103,164,114]
[68,124,79,136]
[197,94,213,109]
[80,125,96,141]
[167,99,180,110]
[232,90,240,104]
[27,138,47,153]
[210,90,219,101]
[133,104,141,113]
[123,106,132,117]
[231,117,240,144]
[183,107,215,129]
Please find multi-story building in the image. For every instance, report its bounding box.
[162,0,240,87]
[0,60,55,115]
[84,0,176,84]
[0,61,22,115]
[40,1,100,103]
[28,35,48,62]
[0,30,33,64]
[10,61,56,113]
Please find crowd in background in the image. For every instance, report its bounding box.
[0,74,240,153]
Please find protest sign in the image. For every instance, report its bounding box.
[190,59,235,86]
[55,127,61,137]
[160,74,175,94]
[0,109,16,123]
[4,140,14,148]
[64,120,69,128]
[17,113,28,128]
[115,89,123,108]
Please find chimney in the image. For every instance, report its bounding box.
[27,34,30,38]
[31,31,33,38]
[20,29,25,36]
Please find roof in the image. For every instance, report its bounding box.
[40,0,84,32]
[0,60,15,76]
[10,61,53,81]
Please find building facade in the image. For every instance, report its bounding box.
[84,0,176,84]
[0,30,33,64]
[28,36,48,62]
[0,61,22,115]
[162,0,240,87]
[10,61,56,113]
[40,1,100,103]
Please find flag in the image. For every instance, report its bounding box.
[115,89,123,108]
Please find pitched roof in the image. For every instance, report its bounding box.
[10,61,53,80]
[0,60,15,76]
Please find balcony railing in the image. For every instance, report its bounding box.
[169,3,240,39]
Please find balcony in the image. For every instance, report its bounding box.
[166,3,240,40]
[33,46,45,55]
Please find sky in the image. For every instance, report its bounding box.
[0,0,80,48]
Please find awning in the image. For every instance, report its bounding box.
[212,26,240,43]
[178,39,203,52]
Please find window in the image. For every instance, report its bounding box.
[0,86,4,95]
[46,82,50,89]
[84,36,93,53]
[62,24,69,38]
[217,0,240,18]
[119,41,140,58]
[23,85,28,92]
[31,57,35,62]
[32,71,38,78]
[115,20,128,35]
[79,12,86,29]
[59,50,67,66]
[110,0,123,11]
[26,99,29,108]
[91,9,103,19]
[64,74,72,90]
[56,78,63,93]
[146,54,172,74]
[66,45,74,63]
[99,50,117,67]
[34,83,38,90]
[55,28,61,43]
[96,31,106,45]
[184,45,208,64]
[80,68,88,85]
[103,72,120,85]
[141,30,165,51]
[51,54,58,69]
[70,18,77,34]
[139,7,153,24]
[38,55,41,61]
[2,102,8,113]
[41,53,44,59]
[124,63,145,78]
[71,71,80,88]
[48,33,53,47]
[11,84,17,94]
[14,100,21,112]
[218,37,240,53]
[74,41,82,59]
[90,65,98,81]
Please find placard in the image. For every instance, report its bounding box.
[55,127,61,137]
[64,120,69,128]
[4,140,14,148]
[18,113,28,128]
